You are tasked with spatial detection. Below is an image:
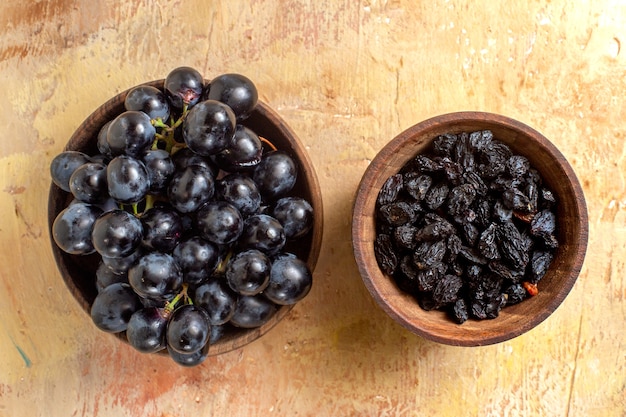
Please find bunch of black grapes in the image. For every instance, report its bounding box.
[51,67,315,367]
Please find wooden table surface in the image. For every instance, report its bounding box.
[0,1,624,416]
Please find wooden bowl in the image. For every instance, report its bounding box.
[48,80,323,356]
[352,112,588,346]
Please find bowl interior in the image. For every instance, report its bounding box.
[48,80,323,356]
[352,112,588,346]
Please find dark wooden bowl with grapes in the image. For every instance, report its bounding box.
[48,68,323,365]
[352,112,588,346]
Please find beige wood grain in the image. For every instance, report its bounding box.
[0,0,624,416]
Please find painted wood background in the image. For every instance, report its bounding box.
[0,0,624,416]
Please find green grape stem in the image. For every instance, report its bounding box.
[163,284,189,318]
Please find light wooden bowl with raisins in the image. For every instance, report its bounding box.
[352,112,588,346]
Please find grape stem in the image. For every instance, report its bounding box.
[260,136,278,151]
[163,284,189,318]
[150,105,190,153]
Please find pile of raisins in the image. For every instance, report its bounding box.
[374,130,558,323]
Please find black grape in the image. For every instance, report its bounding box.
[50,151,91,192]
[52,202,103,255]
[225,249,271,295]
[69,162,108,204]
[126,307,168,353]
[195,201,243,245]
[205,73,258,121]
[166,304,211,354]
[106,155,150,204]
[216,173,262,216]
[263,255,312,305]
[91,209,143,258]
[124,85,170,122]
[230,295,277,328]
[239,214,286,255]
[213,125,263,171]
[142,149,175,193]
[106,110,156,157]
[164,66,204,111]
[193,279,237,325]
[182,100,236,156]
[272,197,314,239]
[140,206,183,252]
[167,164,215,213]
[128,252,183,302]
[252,151,298,200]
[172,236,220,286]
[90,283,142,333]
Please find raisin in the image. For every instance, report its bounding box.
[447,184,476,217]
[451,298,469,324]
[414,221,456,242]
[503,187,534,212]
[529,250,554,283]
[505,283,526,305]
[424,183,449,210]
[506,155,530,178]
[378,201,418,226]
[393,224,418,250]
[478,223,500,260]
[497,222,529,270]
[441,157,463,185]
[377,174,403,206]
[412,155,442,173]
[404,172,433,201]
[416,263,446,292]
[530,209,556,237]
[433,274,463,307]
[469,130,493,152]
[488,260,524,283]
[412,240,447,270]
[374,234,398,276]
[433,133,458,156]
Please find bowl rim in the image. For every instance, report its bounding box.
[48,79,324,356]
[352,111,589,346]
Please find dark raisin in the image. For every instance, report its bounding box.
[393,224,418,250]
[432,274,463,307]
[441,157,463,185]
[492,199,513,223]
[404,173,433,201]
[459,246,488,265]
[488,260,525,283]
[497,222,530,270]
[374,234,398,276]
[505,283,526,305]
[447,184,476,217]
[502,187,532,212]
[478,223,500,260]
[412,240,447,270]
[414,221,456,242]
[463,171,488,196]
[461,222,480,247]
[468,130,493,152]
[433,133,458,156]
[530,209,556,237]
[377,174,403,206]
[424,183,449,210]
[395,256,420,294]
[412,155,442,173]
[506,155,530,178]
[378,201,418,226]
[529,250,554,283]
[451,298,469,324]
[416,263,446,292]
[540,188,557,208]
